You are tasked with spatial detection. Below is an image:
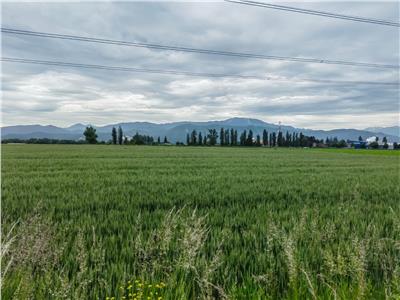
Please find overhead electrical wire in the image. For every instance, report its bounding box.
[1,28,398,69]
[1,57,398,86]
[225,0,400,27]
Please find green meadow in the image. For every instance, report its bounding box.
[1,145,399,299]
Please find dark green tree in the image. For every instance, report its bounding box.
[277,131,283,147]
[285,131,291,147]
[383,136,388,149]
[369,141,379,149]
[207,129,218,146]
[256,134,261,146]
[117,126,123,145]
[130,132,154,145]
[164,136,168,144]
[186,133,190,145]
[191,130,197,145]
[111,127,117,145]
[271,132,276,147]
[83,126,98,144]
[262,129,268,146]
[246,130,253,146]
[293,133,298,147]
[240,130,247,146]
[234,130,238,145]
[220,128,225,146]
[337,139,347,148]
[299,132,306,147]
[358,136,363,142]
[198,132,203,145]
[157,136,161,144]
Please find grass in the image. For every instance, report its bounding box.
[1,145,399,299]
[312,148,400,156]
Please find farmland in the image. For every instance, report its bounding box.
[1,144,399,299]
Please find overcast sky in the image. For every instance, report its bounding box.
[1,1,399,129]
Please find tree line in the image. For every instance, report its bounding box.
[186,128,328,147]
[5,126,397,150]
[110,126,167,145]
[83,126,167,145]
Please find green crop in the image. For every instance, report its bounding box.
[1,145,399,299]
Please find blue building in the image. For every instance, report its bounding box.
[348,140,367,149]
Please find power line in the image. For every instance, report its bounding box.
[1,27,398,69]
[1,57,398,86]
[1,57,259,79]
[225,0,400,27]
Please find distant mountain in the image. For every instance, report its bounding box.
[2,118,399,143]
[1,124,79,140]
[365,126,399,138]
[65,123,87,132]
[2,124,66,135]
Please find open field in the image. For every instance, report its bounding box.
[2,145,400,299]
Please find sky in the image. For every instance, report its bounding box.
[1,1,399,130]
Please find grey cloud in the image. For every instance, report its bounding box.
[1,1,399,129]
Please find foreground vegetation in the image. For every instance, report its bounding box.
[1,145,399,299]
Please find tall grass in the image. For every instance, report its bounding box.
[1,145,399,299]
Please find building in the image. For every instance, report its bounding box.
[347,140,367,149]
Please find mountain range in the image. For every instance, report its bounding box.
[2,118,399,143]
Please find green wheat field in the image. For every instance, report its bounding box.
[1,144,400,299]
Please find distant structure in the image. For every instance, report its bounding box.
[347,136,395,149]
[347,140,367,149]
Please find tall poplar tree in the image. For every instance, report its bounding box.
[246,130,253,146]
[272,132,276,147]
[117,126,123,145]
[256,134,261,146]
[240,130,247,146]
[191,130,197,145]
[111,127,117,145]
[220,128,225,146]
[234,130,238,145]
[277,131,283,147]
[262,129,268,146]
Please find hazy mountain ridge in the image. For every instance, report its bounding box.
[365,126,399,137]
[2,118,399,142]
